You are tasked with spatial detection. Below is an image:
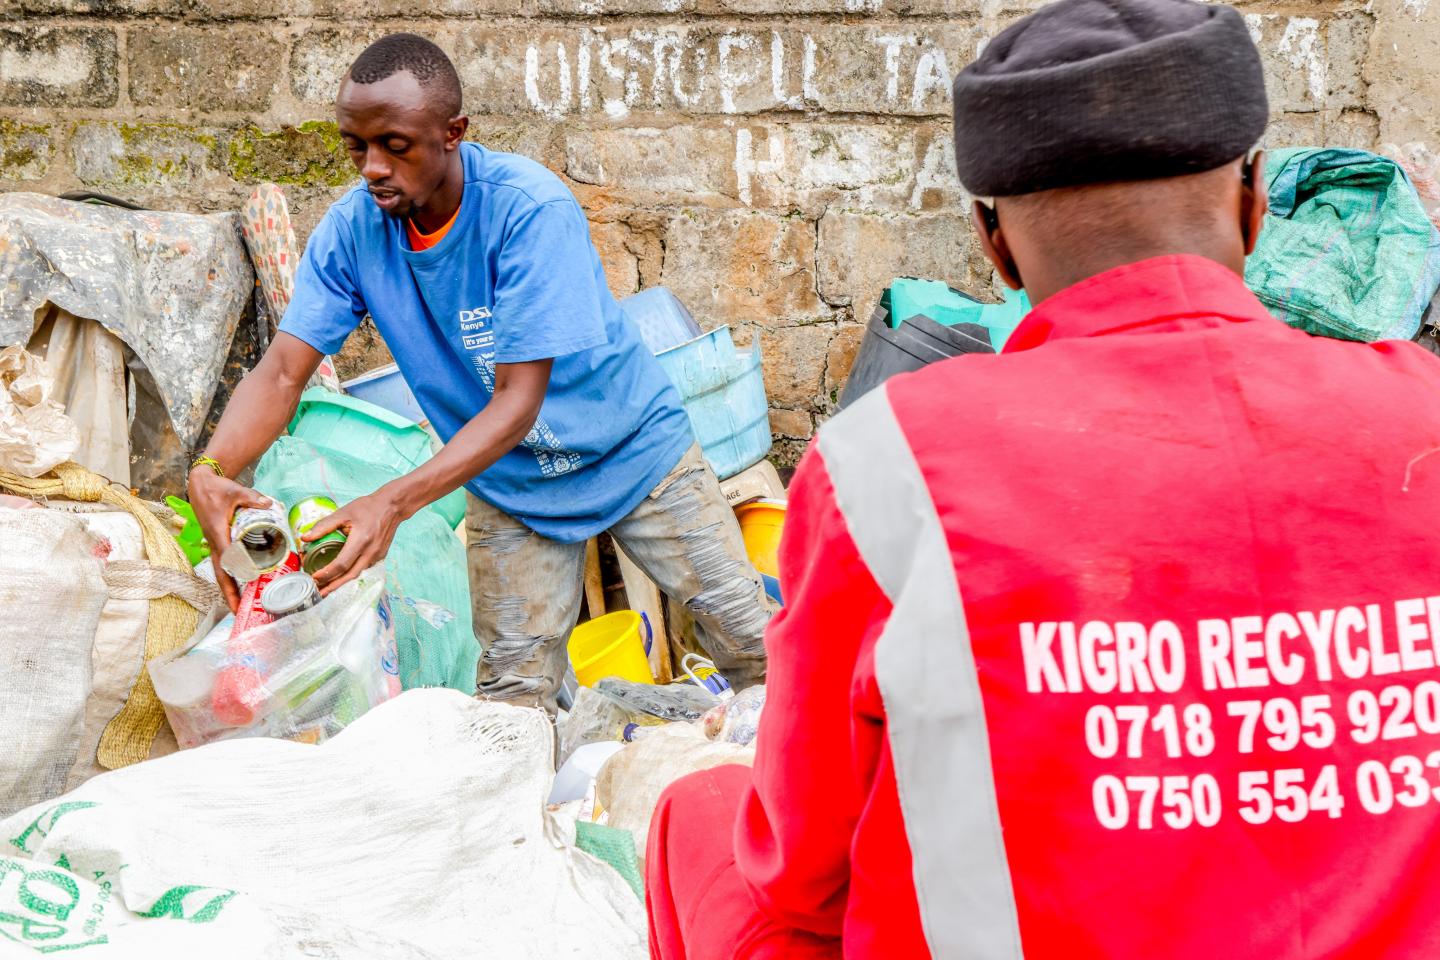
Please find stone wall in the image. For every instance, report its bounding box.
[0,0,1422,463]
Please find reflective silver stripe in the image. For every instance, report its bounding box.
[818,388,1023,960]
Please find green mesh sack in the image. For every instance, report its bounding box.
[1246,147,1440,342]
[575,820,644,899]
[254,436,478,692]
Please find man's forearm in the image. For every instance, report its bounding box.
[200,335,319,476]
[384,358,552,518]
[385,391,536,517]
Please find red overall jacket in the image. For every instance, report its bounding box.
[737,255,1440,958]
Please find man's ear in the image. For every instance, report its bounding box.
[445,115,469,151]
[972,199,1023,291]
[1241,150,1268,257]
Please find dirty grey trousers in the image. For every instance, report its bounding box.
[466,444,772,715]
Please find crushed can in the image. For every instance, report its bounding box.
[230,499,296,575]
[289,496,346,575]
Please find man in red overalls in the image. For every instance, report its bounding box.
[646,0,1440,956]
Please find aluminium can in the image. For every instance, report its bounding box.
[288,496,347,575]
[230,499,295,574]
[260,571,322,618]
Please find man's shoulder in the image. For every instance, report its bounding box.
[464,142,576,211]
[317,181,381,238]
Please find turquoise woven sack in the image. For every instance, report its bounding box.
[1246,147,1440,342]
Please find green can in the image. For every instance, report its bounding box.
[288,496,346,575]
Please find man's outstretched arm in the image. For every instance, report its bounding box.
[300,358,551,595]
[188,332,323,610]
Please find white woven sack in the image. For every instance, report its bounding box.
[0,690,647,958]
[0,509,106,817]
[41,503,172,792]
[594,721,754,869]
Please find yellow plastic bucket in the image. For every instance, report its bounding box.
[734,498,787,578]
[568,611,654,688]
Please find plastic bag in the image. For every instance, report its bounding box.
[0,692,646,958]
[0,344,79,477]
[596,676,720,721]
[0,193,251,453]
[46,501,179,791]
[255,436,476,692]
[1247,147,1440,342]
[559,686,649,766]
[163,495,211,566]
[702,684,766,745]
[150,565,401,748]
[595,723,755,867]
[27,305,131,485]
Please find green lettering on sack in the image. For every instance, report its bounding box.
[9,804,98,855]
[0,858,106,951]
[2,923,110,953]
[19,869,79,921]
[0,909,65,942]
[137,885,236,924]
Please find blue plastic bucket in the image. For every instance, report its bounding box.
[655,327,771,480]
[288,388,467,527]
[341,364,426,424]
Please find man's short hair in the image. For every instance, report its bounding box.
[348,33,463,119]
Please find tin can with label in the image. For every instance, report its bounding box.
[261,570,322,618]
[289,496,346,575]
[230,499,295,574]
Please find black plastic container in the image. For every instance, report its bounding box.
[839,299,995,409]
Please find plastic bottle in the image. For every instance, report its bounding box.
[212,552,300,726]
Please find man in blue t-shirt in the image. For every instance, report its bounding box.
[189,33,770,713]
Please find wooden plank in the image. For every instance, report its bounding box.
[616,545,672,684]
[583,537,606,620]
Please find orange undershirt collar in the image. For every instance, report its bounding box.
[406,203,461,251]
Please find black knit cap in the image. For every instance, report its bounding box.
[952,0,1267,197]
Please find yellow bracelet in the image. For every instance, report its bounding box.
[190,455,226,479]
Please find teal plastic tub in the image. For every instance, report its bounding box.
[888,277,1031,347]
[287,388,467,527]
[655,327,770,480]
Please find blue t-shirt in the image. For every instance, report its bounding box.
[279,142,693,543]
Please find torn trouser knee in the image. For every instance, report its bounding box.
[610,445,774,690]
[672,508,772,686]
[685,568,771,689]
[465,492,585,715]
[475,624,572,711]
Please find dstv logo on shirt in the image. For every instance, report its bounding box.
[459,306,492,332]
